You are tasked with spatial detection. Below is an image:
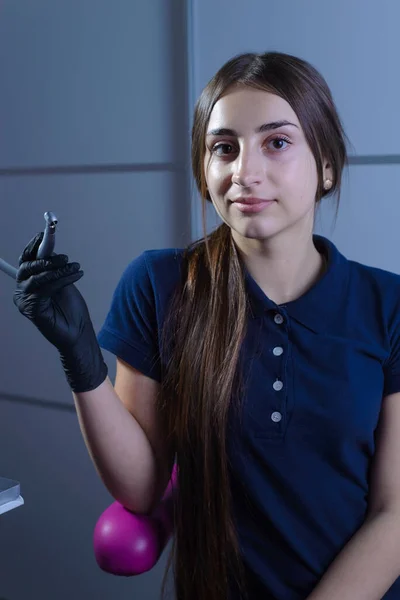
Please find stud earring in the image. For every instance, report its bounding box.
[324,179,333,190]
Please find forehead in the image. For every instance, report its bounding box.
[207,86,300,132]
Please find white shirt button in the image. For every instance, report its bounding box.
[271,411,282,423]
[273,380,284,391]
[273,346,284,356]
[274,314,284,325]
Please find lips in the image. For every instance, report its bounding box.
[231,197,274,205]
[232,199,275,214]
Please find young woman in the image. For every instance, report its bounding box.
[14,52,400,600]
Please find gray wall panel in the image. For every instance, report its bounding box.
[0,0,188,168]
[191,0,399,157]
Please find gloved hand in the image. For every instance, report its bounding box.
[13,232,108,393]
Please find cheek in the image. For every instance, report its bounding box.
[280,154,318,199]
[207,166,232,198]
[206,159,222,182]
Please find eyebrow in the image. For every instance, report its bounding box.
[206,120,299,137]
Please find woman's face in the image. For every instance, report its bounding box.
[204,86,330,245]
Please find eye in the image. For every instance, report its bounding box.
[268,136,291,151]
[211,143,236,156]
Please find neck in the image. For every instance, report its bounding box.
[232,229,326,306]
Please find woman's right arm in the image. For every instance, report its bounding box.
[12,232,174,514]
[73,359,175,515]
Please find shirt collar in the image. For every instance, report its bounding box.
[244,235,350,334]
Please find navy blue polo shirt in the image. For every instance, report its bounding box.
[97,234,400,599]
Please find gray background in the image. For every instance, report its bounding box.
[1,1,399,598]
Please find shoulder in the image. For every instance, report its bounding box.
[121,247,186,283]
[115,248,187,312]
[141,247,186,273]
[347,258,400,325]
[348,258,400,296]
[321,235,400,300]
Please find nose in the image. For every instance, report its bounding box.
[232,146,263,188]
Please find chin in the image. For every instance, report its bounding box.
[235,221,280,241]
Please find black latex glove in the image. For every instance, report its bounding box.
[13,232,108,393]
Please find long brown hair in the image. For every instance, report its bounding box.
[158,51,348,600]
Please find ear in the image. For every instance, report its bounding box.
[322,161,333,183]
